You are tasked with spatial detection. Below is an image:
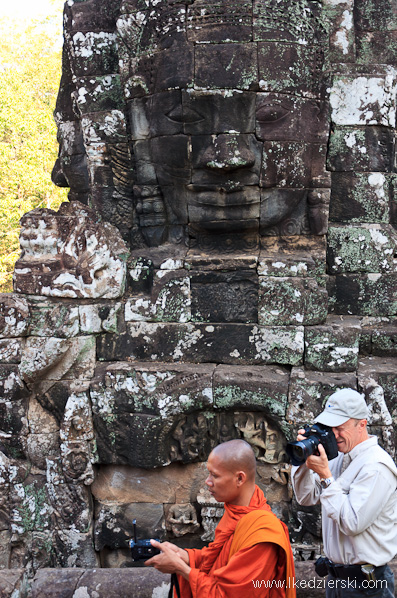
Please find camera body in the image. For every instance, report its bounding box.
[129,538,161,561]
[129,519,161,561]
[286,423,338,466]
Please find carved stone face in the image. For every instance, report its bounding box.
[119,0,329,247]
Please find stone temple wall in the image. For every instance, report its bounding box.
[0,0,396,575]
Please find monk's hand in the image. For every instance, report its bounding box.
[305,444,332,479]
[144,540,191,580]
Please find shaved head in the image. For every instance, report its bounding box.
[210,440,256,482]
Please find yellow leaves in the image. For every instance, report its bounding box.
[0,7,68,292]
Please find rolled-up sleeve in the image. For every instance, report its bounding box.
[291,464,322,506]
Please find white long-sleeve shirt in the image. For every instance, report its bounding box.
[291,436,397,566]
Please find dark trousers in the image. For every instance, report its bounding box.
[325,565,394,598]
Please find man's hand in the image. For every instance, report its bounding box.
[296,430,332,479]
[144,540,191,580]
[305,444,332,479]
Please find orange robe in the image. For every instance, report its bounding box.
[176,486,295,598]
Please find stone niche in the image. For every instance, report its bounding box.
[0,0,397,574]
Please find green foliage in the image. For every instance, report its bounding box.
[0,3,68,292]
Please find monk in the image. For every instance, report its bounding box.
[145,439,296,597]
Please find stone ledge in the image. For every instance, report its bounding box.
[1,560,396,598]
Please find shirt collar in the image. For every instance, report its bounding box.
[348,435,378,460]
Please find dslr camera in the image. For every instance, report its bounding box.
[129,519,161,561]
[286,423,338,466]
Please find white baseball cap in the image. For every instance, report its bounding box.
[314,388,368,427]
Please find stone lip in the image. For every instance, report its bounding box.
[3,560,396,597]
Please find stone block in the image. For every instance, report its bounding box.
[14,202,128,299]
[97,323,304,366]
[356,31,397,66]
[327,224,397,274]
[54,530,99,568]
[213,364,289,417]
[70,31,119,76]
[79,303,123,334]
[187,1,253,43]
[28,300,80,338]
[257,42,326,96]
[287,367,357,433]
[31,568,81,598]
[323,1,355,63]
[94,502,165,550]
[74,75,123,114]
[327,126,394,172]
[20,336,96,390]
[0,570,27,598]
[37,380,91,426]
[76,569,170,598]
[0,339,22,364]
[91,462,208,505]
[26,434,60,470]
[258,277,327,326]
[126,270,190,323]
[194,43,258,90]
[329,75,396,127]
[10,474,51,537]
[372,325,397,356]
[0,531,10,568]
[0,294,30,338]
[191,270,257,323]
[258,236,326,278]
[328,274,397,316]
[304,316,361,372]
[329,172,390,223]
[90,362,214,418]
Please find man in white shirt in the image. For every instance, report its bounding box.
[291,388,397,597]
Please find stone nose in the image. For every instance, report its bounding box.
[201,134,256,172]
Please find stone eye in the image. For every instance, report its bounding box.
[166,105,204,124]
[256,105,289,123]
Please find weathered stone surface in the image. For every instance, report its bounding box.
[28,300,80,338]
[91,463,208,505]
[0,339,23,364]
[79,303,123,334]
[0,294,30,338]
[258,277,327,326]
[97,323,304,365]
[0,570,27,598]
[329,75,396,127]
[329,172,390,223]
[19,336,96,390]
[190,270,257,323]
[30,567,82,598]
[14,202,128,299]
[304,316,361,372]
[323,1,355,63]
[327,126,394,172]
[54,529,98,568]
[287,367,358,433]
[356,31,397,65]
[94,502,165,550]
[327,224,397,274]
[126,270,190,323]
[328,274,397,316]
[258,236,326,278]
[213,364,289,417]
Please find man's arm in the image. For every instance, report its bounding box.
[320,463,396,535]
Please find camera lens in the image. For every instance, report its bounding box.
[286,436,320,466]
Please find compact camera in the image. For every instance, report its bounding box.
[286,423,338,466]
[129,519,161,561]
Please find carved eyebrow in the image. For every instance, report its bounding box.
[166,105,204,124]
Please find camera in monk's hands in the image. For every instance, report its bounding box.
[286,423,338,466]
[129,519,161,561]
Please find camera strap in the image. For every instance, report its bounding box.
[168,573,181,598]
